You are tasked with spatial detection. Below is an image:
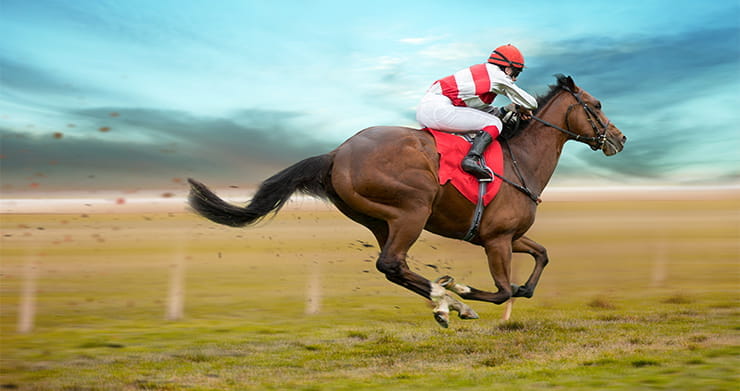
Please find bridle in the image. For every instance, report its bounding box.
[463,84,617,238]
[531,86,610,151]
[485,85,612,209]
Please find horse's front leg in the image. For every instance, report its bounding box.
[443,238,514,305]
[510,235,549,298]
[441,236,549,303]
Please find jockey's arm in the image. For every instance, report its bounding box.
[491,74,538,112]
[495,83,536,120]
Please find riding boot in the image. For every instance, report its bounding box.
[461,131,494,180]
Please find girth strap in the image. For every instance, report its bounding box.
[459,136,541,242]
[462,178,489,241]
[460,133,492,242]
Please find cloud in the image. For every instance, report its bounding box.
[523,24,740,183]
[399,36,442,45]
[71,107,337,155]
[418,43,482,62]
[357,56,406,71]
[1,129,193,189]
[0,56,91,97]
[0,107,339,190]
[2,3,737,191]
[528,25,740,96]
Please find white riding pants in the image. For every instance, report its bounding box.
[416,92,502,137]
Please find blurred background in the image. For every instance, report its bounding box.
[1,0,739,194]
[1,4,738,388]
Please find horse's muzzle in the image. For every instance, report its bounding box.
[602,126,626,156]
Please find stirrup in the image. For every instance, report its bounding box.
[462,158,493,181]
[478,167,493,182]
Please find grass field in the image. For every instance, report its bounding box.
[1,194,738,390]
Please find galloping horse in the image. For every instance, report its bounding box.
[188,75,627,327]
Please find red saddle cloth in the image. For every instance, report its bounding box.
[423,128,504,206]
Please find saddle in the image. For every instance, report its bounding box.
[422,128,505,206]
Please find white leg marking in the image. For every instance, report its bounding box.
[450,283,472,295]
[430,281,451,327]
[430,278,479,326]
[430,281,447,302]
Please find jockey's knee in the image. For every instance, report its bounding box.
[481,124,501,138]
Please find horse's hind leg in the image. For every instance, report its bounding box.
[375,212,477,327]
[510,235,549,298]
[375,212,434,299]
[330,195,390,247]
[332,197,431,298]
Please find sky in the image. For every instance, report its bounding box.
[1,0,739,192]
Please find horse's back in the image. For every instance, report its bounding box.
[329,126,441,220]
[334,126,438,174]
[338,126,434,152]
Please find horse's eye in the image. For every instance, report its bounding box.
[595,101,602,110]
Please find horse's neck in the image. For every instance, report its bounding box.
[507,97,570,194]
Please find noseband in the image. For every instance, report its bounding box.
[532,87,609,151]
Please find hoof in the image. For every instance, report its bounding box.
[511,283,533,298]
[447,295,479,320]
[433,310,450,328]
[458,307,479,320]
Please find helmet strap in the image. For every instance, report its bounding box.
[489,50,524,69]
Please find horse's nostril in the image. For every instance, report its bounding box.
[622,135,627,143]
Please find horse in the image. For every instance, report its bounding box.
[188,74,627,327]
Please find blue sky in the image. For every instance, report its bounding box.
[1,0,738,191]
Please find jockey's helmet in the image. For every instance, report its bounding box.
[488,44,525,69]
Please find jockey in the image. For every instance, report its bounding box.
[416,44,538,180]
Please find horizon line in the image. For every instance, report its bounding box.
[1,184,737,214]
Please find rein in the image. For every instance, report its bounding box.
[492,139,540,204]
[462,86,611,240]
[490,87,610,206]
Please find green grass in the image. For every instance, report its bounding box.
[1,199,738,390]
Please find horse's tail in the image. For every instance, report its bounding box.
[187,154,333,227]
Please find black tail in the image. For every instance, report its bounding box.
[188,154,333,227]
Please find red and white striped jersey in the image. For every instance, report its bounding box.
[430,63,538,111]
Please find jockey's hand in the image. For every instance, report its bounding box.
[515,105,533,120]
[504,103,517,113]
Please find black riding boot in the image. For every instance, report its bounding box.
[461,131,494,180]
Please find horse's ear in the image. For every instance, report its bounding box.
[554,74,578,92]
[559,74,575,90]
[565,75,575,89]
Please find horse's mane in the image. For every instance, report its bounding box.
[500,74,573,140]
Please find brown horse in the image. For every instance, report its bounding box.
[188,74,626,327]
